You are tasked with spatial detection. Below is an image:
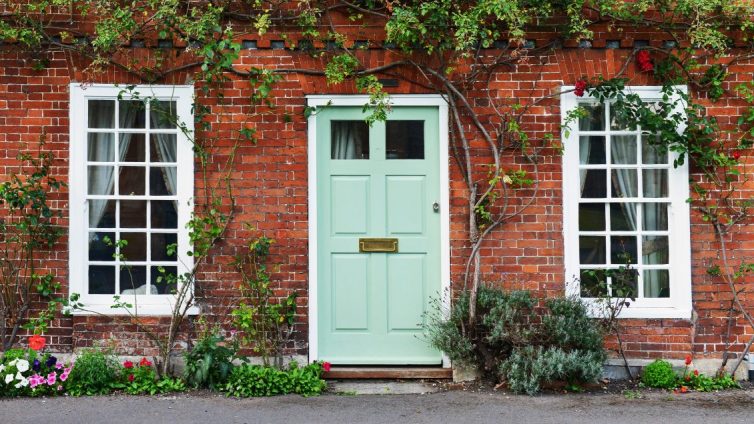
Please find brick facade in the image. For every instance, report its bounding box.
[2,23,754,366]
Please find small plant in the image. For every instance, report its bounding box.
[184,325,239,390]
[120,357,187,395]
[641,359,677,389]
[65,348,120,396]
[223,361,327,397]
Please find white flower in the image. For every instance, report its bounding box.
[0,364,5,373]
[7,358,17,367]
[4,374,12,384]
[15,359,29,373]
[14,377,28,388]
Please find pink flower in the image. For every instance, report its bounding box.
[574,79,588,97]
[57,385,63,391]
[47,372,57,386]
[60,372,69,382]
[55,363,63,370]
[28,374,44,389]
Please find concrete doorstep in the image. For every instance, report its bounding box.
[329,380,442,395]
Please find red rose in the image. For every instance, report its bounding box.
[139,358,152,367]
[636,50,654,73]
[29,335,46,351]
[128,374,135,382]
[574,79,588,97]
[732,151,741,160]
[685,355,692,366]
[323,361,332,372]
[123,361,134,369]
[694,370,699,376]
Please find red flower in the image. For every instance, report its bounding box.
[680,386,688,393]
[123,361,134,369]
[685,355,692,366]
[574,79,588,97]
[139,358,152,367]
[28,335,45,351]
[732,151,741,161]
[684,375,690,382]
[694,369,699,376]
[323,361,332,372]
[636,50,654,73]
[128,374,135,382]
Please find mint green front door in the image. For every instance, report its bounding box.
[317,106,442,364]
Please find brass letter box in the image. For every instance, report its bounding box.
[359,238,398,253]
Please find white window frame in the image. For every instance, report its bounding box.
[561,85,692,319]
[69,84,196,315]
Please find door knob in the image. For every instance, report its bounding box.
[432,202,440,212]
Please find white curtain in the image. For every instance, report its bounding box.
[331,122,367,159]
[610,139,637,230]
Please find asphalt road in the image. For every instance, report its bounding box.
[1,389,754,423]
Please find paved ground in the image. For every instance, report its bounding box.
[2,387,754,423]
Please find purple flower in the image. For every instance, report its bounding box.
[46,356,57,368]
[32,359,41,372]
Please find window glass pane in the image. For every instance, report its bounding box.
[580,269,607,297]
[643,203,668,231]
[120,133,145,162]
[611,169,637,198]
[120,232,147,261]
[642,135,667,164]
[611,135,637,164]
[578,104,604,131]
[580,169,606,198]
[88,266,115,294]
[644,269,670,298]
[150,134,177,162]
[642,236,669,264]
[580,236,606,264]
[150,167,177,196]
[88,232,115,261]
[121,200,147,228]
[119,100,146,128]
[611,268,638,298]
[151,233,177,261]
[150,101,177,129]
[88,133,114,162]
[579,203,605,231]
[88,100,115,128]
[331,121,369,159]
[151,200,178,229]
[611,235,637,264]
[88,166,115,195]
[609,105,633,130]
[643,169,668,198]
[579,136,605,164]
[89,200,116,228]
[151,266,177,294]
[386,121,424,159]
[118,166,145,195]
[610,203,637,231]
[120,265,147,294]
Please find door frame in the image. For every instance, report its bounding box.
[306,94,450,367]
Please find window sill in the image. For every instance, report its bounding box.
[582,300,691,319]
[70,304,200,317]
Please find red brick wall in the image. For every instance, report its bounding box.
[1,27,753,363]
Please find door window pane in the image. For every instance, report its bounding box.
[150,167,177,196]
[151,201,178,229]
[118,167,145,195]
[151,233,177,261]
[89,232,115,261]
[643,203,668,231]
[88,166,115,195]
[89,200,116,228]
[121,200,147,228]
[150,134,177,162]
[642,135,668,164]
[611,169,637,198]
[610,203,637,231]
[580,270,607,297]
[386,121,424,159]
[611,135,637,164]
[151,266,177,294]
[120,133,145,162]
[643,169,668,198]
[150,101,177,129]
[120,265,147,293]
[120,232,147,261]
[642,236,669,264]
[579,136,605,164]
[331,121,369,159]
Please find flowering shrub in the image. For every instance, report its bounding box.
[641,358,740,392]
[1,343,73,397]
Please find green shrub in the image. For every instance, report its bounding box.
[426,285,606,394]
[223,361,326,397]
[66,348,120,396]
[641,360,677,389]
[184,327,238,390]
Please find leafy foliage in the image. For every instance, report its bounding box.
[65,348,120,396]
[184,326,239,390]
[223,361,326,398]
[426,285,605,394]
[640,360,677,389]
